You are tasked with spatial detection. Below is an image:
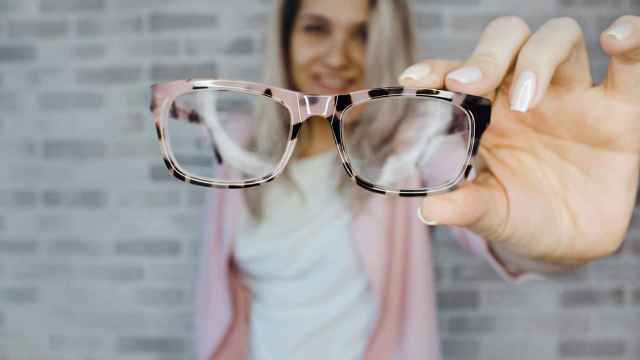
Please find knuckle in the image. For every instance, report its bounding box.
[615,14,639,24]
[546,16,582,35]
[488,16,531,36]
[471,53,502,69]
[515,41,539,61]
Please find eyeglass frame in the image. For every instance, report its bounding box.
[149,79,492,197]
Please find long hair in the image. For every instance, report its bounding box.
[244,0,419,219]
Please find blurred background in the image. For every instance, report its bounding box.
[0,0,639,359]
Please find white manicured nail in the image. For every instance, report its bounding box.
[400,63,432,81]
[606,22,633,41]
[510,70,536,113]
[446,66,483,84]
[417,207,439,226]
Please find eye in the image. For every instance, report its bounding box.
[302,23,329,35]
[354,24,368,43]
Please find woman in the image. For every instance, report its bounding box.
[196,0,640,359]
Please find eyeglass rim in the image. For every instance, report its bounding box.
[149,79,492,197]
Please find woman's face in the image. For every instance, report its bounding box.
[289,0,370,95]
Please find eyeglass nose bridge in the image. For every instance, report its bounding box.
[298,95,334,121]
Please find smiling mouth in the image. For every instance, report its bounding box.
[313,74,356,93]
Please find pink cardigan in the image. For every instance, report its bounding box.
[195,179,534,360]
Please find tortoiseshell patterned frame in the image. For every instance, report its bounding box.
[150,79,492,197]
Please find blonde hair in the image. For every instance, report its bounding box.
[245,0,419,219]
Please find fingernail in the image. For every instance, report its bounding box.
[400,63,432,81]
[446,66,483,84]
[510,70,536,113]
[606,22,633,41]
[417,207,439,226]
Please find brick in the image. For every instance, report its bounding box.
[110,0,171,10]
[38,92,104,111]
[186,189,206,207]
[450,264,502,282]
[416,0,481,5]
[115,239,181,257]
[10,263,74,280]
[147,312,191,332]
[36,214,72,232]
[414,12,444,31]
[0,190,38,208]
[48,334,104,353]
[40,0,104,12]
[592,312,640,335]
[185,36,254,57]
[150,163,174,182]
[631,232,640,255]
[109,140,158,159]
[118,337,187,354]
[560,288,625,308]
[47,239,103,256]
[42,190,108,208]
[149,12,218,32]
[136,287,185,307]
[0,286,39,303]
[146,264,191,282]
[437,289,479,310]
[76,16,143,36]
[441,338,480,360]
[76,66,142,85]
[589,261,640,283]
[558,338,626,358]
[524,313,590,334]
[448,315,495,333]
[43,140,105,160]
[0,0,35,14]
[117,190,181,208]
[0,239,39,254]
[420,35,475,59]
[170,213,201,234]
[71,44,106,59]
[122,38,180,57]
[484,285,560,309]
[25,67,67,86]
[0,45,37,62]
[86,264,144,282]
[150,62,217,83]
[8,19,68,38]
[559,0,624,7]
[226,37,254,55]
[0,92,17,112]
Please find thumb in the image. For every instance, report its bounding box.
[418,172,509,241]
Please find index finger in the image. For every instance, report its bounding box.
[444,16,532,102]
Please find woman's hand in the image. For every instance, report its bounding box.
[400,16,640,268]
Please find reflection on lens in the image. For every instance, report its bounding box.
[166,90,291,183]
[341,96,471,192]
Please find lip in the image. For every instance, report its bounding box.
[312,74,355,94]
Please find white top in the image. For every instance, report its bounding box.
[233,150,377,360]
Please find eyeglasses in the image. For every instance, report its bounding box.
[149,79,491,197]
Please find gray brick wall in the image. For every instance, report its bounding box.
[0,0,638,359]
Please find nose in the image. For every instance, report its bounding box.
[324,34,351,69]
